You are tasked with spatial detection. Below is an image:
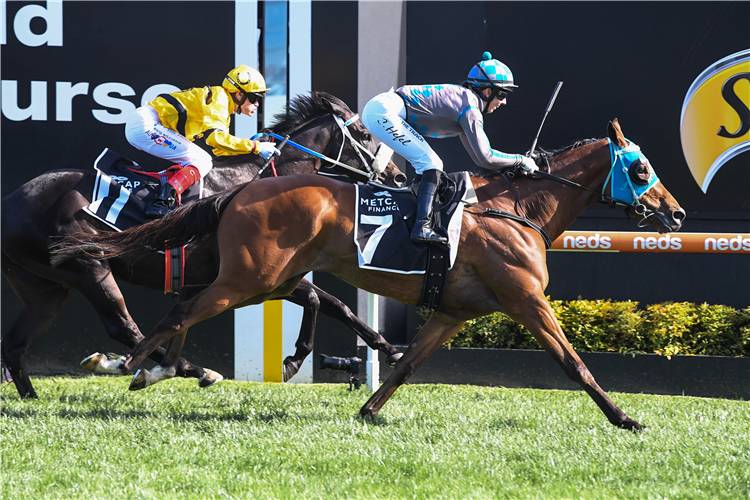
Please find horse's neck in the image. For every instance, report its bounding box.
[529,140,612,240]
[472,140,612,242]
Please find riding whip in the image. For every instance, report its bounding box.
[252,135,289,182]
[528,81,563,157]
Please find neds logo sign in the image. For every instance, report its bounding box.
[1,1,179,124]
[562,233,613,250]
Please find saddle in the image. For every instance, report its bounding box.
[355,171,477,310]
[83,148,199,294]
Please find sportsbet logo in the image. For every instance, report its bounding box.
[680,49,750,193]
[552,232,750,254]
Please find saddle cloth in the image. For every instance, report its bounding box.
[83,148,202,232]
[355,171,477,274]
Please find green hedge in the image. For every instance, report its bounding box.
[443,300,750,357]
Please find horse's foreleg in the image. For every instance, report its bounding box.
[360,313,464,418]
[1,258,72,398]
[306,280,403,365]
[512,294,643,431]
[278,285,319,382]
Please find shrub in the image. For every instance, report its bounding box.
[444,299,749,357]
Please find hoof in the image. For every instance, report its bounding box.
[129,369,150,391]
[619,418,645,432]
[199,368,223,388]
[282,356,301,383]
[282,362,299,383]
[359,406,378,419]
[385,352,403,368]
[1,365,13,383]
[81,352,123,374]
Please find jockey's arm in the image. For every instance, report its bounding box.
[458,109,524,170]
[205,129,261,156]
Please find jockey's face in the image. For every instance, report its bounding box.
[482,88,507,114]
[236,92,260,117]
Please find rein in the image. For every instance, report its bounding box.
[254,112,379,183]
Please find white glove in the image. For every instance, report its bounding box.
[520,155,539,174]
[257,142,281,160]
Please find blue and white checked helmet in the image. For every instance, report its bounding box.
[466,52,517,90]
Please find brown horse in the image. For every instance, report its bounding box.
[2,91,405,397]
[52,119,685,430]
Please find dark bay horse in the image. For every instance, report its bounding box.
[52,119,685,430]
[2,91,405,398]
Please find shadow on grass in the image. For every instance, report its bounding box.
[0,405,369,425]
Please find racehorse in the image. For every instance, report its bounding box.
[1,91,406,398]
[51,119,685,430]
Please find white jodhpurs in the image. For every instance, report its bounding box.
[125,106,214,178]
[362,91,443,175]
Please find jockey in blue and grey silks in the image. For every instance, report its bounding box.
[362,52,539,247]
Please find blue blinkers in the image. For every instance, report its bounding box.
[603,139,659,205]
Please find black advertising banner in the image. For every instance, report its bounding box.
[1,1,235,196]
[405,1,749,217]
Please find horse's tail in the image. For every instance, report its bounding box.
[50,184,246,266]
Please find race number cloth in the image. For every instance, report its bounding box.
[354,172,477,274]
[83,148,201,232]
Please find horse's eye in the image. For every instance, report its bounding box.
[363,133,371,142]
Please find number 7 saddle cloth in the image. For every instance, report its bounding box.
[355,171,477,274]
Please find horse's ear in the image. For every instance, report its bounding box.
[607,118,628,148]
[321,95,351,118]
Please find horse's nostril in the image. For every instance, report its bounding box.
[673,208,686,223]
[395,173,407,185]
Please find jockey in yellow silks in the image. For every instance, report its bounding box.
[125,65,279,218]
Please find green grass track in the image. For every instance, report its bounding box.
[2,377,748,499]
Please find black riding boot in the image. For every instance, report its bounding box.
[145,183,176,219]
[410,169,448,246]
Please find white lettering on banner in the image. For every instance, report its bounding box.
[1,80,47,121]
[705,236,750,252]
[56,82,89,121]
[92,83,136,124]
[562,233,612,250]
[2,0,63,47]
[1,81,181,124]
[633,235,682,250]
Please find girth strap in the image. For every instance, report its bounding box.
[418,245,450,312]
[164,246,185,296]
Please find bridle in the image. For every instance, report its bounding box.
[463,138,661,248]
[512,138,660,225]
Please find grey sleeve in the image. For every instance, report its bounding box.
[459,107,523,170]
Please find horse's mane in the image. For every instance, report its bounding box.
[473,138,602,179]
[265,92,348,136]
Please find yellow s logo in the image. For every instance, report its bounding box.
[680,49,750,193]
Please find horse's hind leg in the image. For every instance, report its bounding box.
[117,279,256,377]
[510,293,643,431]
[1,257,72,398]
[361,313,464,418]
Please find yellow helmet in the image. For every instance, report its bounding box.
[222,65,269,94]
